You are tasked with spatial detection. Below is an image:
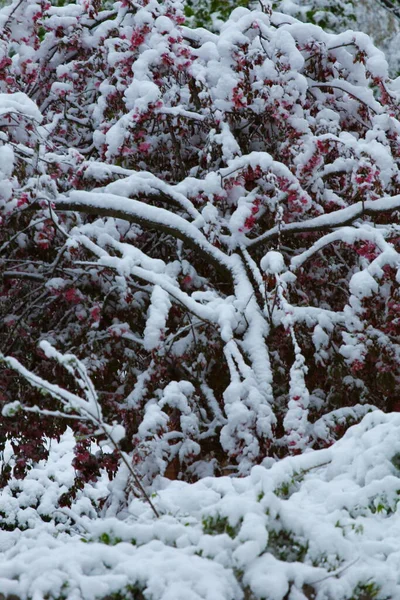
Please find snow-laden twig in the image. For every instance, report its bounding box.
[0,344,159,518]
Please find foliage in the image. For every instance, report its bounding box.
[184,0,251,29]
[183,0,356,31]
[272,0,356,31]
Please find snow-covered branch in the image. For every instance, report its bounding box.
[47,192,233,280]
[247,195,400,249]
[0,343,159,517]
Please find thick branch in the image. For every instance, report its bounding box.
[83,167,201,219]
[33,192,233,281]
[308,80,381,115]
[3,271,45,282]
[246,195,400,250]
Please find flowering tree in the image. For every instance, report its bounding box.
[1,0,400,597]
[1,0,400,503]
[185,0,400,78]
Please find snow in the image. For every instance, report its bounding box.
[0,92,43,122]
[124,80,161,113]
[349,270,379,299]
[260,251,286,275]
[0,144,14,178]
[2,413,400,598]
[144,285,172,350]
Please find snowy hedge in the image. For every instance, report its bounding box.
[2,411,400,599]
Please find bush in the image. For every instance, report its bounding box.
[0,0,399,595]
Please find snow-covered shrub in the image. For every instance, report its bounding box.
[272,0,356,32]
[184,0,355,32]
[2,411,400,598]
[184,0,251,30]
[0,0,400,545]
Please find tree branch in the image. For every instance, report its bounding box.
[3,271,45,282]
[31,191,233,281]
[377,0,400,20]
[246,195,400,250]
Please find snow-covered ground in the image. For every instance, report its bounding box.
[2,410,400,599]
